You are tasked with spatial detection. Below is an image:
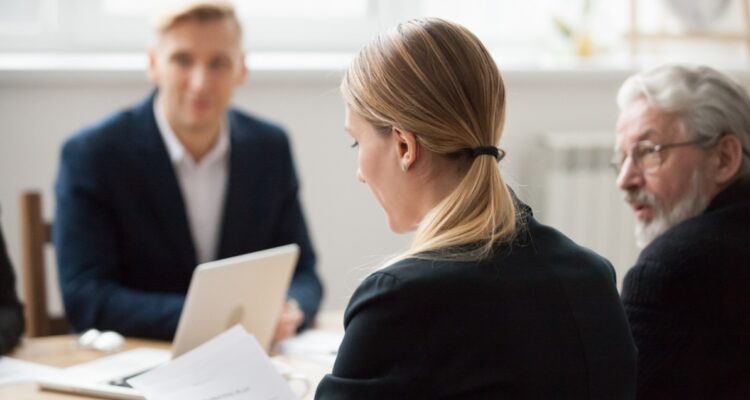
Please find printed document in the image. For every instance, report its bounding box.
[128,325,298,400]
[274,331,342,365]
[0,357,65,386]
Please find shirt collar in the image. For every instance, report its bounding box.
[153,94,230,165]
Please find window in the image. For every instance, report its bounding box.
[418,0,629,62]
[0,0,383,52]
[0,0,745,66]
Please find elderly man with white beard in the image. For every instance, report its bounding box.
[613,64,750,399]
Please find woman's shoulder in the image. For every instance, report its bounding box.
[374,257,476,287]
[355,258,445,295]
[509,216,617,282]
[348,258,467,306]
[349,224,618,313]
[351,256,506,307]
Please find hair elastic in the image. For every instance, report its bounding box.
[471,146,505,161]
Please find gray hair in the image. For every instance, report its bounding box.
[617,64,750,176]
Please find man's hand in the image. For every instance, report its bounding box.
[273,299,304,343]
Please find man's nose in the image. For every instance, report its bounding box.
[189,66,209,91]
[616,156,644,192]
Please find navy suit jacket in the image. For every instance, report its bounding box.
[54,93,322,340]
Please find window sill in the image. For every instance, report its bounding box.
[0,52,747,86]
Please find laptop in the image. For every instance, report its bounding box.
[37,244,299,400]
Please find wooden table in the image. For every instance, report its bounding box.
[1,310,344,400]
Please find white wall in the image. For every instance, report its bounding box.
[1,63,748,315]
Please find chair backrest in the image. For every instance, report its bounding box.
[19,191,69,337]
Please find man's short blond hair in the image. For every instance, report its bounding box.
[152,0,242,37]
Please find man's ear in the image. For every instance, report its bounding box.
[392,127,419,171]
[237,52,248,85]
[146,47,159,83]
[711,133,743,185]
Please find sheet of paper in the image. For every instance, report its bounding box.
[273,331,342,365]
[128,325,298,400]
[64,348,171,382]
[0,357,65,386]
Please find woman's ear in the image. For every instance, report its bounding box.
[711,133,743,185]
[392,127,419,171]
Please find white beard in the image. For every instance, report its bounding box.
[628,170,712,249]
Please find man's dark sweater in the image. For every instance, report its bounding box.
[622,177,750,399]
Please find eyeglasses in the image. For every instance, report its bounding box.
[610,136,711,175]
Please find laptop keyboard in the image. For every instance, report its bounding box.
[108,369,149,388]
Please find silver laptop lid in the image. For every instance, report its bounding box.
[171,244,299,357]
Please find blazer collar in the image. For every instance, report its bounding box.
[216,112,267,258]
[131,91,197,268]
[131,92,269,263]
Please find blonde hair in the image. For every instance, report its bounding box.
[342,18,517,262]
[152,0,241,39]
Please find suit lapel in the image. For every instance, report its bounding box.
[216,112,264,259]
[132,93,197,269]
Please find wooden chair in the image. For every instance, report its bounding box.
[19,191,69,337]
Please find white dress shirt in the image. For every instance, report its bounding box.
[154,98,229,264]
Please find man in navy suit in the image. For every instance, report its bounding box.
[54,1,322,341]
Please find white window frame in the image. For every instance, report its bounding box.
[0,0,419,53]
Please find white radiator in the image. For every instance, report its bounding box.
[532,131,639,290]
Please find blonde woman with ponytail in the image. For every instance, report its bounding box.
[315,19,636,399]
